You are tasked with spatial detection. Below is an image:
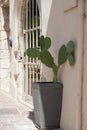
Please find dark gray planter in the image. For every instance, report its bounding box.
[32,82,63,130]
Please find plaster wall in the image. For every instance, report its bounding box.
[41,0,52,35]
[41,1,82,130]
[82,1,87,130]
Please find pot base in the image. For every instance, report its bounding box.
[35,123,60,130]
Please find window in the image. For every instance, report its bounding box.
[23,0,41,100]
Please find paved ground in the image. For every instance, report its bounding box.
[0,90,63,130]
[0,90,37,130]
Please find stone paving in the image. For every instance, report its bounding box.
[0,90,37,130]
[0,90,63,130]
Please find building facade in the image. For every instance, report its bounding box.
[0,0,87,130]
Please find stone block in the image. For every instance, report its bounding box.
[0,40,8,50]
[1,31,7,39]
[0,69,10,78]
[0,50,10,59]
[0,59,10,68]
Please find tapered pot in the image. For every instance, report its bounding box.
[32,82,63,130]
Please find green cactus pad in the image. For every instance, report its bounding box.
[39,35,44,47]
[39,36,51,51]
[26,48,40,58]
[40,50,54,68]
[68,54,75,65]
[67,40,75,54]
[58,45,67,65]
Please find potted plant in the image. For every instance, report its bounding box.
[26,35,75,130]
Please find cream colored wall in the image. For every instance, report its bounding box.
[82,1,87,130]
[41,0,82,130]
[41,0,52,35]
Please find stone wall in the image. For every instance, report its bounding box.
[0,0,9,7]
[0,6,10,93]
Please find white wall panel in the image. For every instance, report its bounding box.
[63,0,78,12]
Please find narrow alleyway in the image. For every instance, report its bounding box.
[0,90,62,130]
[0,90,37,130]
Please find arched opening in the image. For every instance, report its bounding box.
[23,0,41,103]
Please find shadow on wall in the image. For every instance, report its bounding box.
[28,111,35,123]
[2,6,9,41]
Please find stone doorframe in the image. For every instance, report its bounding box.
[0,0,10,51]
[17,0,41,102]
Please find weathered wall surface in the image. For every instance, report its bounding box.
[9,0,25,99]
[0,5,10,93]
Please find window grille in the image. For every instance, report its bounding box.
[23,0,41,100]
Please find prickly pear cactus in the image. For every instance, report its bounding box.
[26,35,75,82]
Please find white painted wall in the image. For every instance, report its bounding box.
[82,1,87,130]
[41,0,52,35]
[41,0,83,130]
[10,0,21,51]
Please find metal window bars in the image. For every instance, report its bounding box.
[23,0,41,100]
